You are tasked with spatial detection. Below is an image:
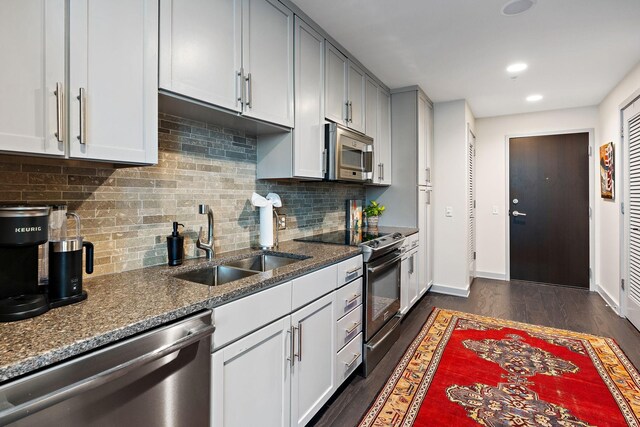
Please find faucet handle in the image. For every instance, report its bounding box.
[198,204,209,214]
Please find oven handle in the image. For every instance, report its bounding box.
[367,255,401,274]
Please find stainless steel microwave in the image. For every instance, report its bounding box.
[324,123,373,182]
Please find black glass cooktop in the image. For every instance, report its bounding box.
[294,230,390,246]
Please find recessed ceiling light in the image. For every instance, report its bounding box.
[507,63,528,73]
[526,94,543,102]
[502,0,537,16]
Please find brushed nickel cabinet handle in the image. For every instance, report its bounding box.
[345,293,361,306]
[54,82,63,143]
[287,326,295,367]
[297,322,303,361]
[345,321,361,335]
[77,88,86,145]
[345,352,361,369]
[245,73,252,108]
[237,70,244,106]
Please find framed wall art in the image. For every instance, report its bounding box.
[600,142,614,199]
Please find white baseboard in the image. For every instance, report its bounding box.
[430,283,470,298]
[595,284,620,315]
[475,271,507,281]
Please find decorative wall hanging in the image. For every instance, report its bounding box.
[600,142,614,199]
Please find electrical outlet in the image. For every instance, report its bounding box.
[277,214,287,230]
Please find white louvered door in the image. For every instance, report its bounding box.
[624,99,640,331]
[468,129,476,284]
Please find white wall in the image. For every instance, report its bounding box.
[433,99,475,295]
[597,62,640,310]
[474,107,598,278]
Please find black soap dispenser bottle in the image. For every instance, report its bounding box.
[167,222,185,266]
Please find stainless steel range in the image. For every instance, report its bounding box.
[295,230,405,376]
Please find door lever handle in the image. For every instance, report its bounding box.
[512,210,527,217]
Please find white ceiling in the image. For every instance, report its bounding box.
[290,0,640,118]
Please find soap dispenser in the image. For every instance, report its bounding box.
[167,222,185,266]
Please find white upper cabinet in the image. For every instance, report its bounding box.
[324,42,348,126]
[347,62,366,133]
[0,0,65,157]
[293,17,325,179]
[366,77,392,186]
[69,0,158,164]
[417,92,429,185]
[159,0,293,128]
[242,0,294,127]
[365,77,378,140]
[377,88,392,185]
[324,41,366,133]
[159,0,242,113]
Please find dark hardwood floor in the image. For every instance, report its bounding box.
[310,278,640,427]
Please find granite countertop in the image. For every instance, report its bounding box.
[0,240,360,384]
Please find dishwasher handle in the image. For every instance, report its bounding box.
[0,323,215,425]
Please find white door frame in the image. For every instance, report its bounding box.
[468,125,477,284]
[504,128,596,291]
[619,90,640,320]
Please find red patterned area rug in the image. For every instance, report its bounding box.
[359,308,640,427]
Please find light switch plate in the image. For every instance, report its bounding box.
[445,206,453,217]
[492,206,499,215]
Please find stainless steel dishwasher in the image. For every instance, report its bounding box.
[0,310,214,426]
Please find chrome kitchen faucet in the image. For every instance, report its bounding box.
[196,204,214,259]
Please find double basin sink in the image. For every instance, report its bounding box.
[174,253,307,287]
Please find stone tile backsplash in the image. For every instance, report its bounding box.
[0,113,365,276]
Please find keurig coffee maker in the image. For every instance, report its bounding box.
[0,206,51,322]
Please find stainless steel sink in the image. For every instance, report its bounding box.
[223,254,303,272]
[174,265,257,287]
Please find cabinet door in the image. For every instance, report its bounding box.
[0,0,65,157]
[426,102,434,184]
[400,255,410,315]
[242,0,294,127]
[212,317,291,427]
[293,17,324,179]
[365,77,378,140]
[324,42,347,125]
[377,88,392,185]
[417,93,428,185]
[159,0,242,113]
[291,292,336,427]
[426,189,434,289]
[69,0,158,164]
[409,250,419,306]
[347,61,366,133]
[418,190,429,295]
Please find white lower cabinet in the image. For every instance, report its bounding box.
[211,317,291,427]
[290,293,336,427]
[211,255,362,427]
[400,234,420,315]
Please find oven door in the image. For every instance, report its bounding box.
[364,250,401,341]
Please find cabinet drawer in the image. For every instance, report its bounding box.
[292,264,338,310]
[336,304,362,351]
[336,255,363,287]
[336,332,363,385]
[335,278,363,319]
[213,281,292,350]
[408,233,419,249]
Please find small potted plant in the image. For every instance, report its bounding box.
[364,200,385,229]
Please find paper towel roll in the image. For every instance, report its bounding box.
[259,205,274,248]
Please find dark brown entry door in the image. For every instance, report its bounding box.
[509,133,589,288]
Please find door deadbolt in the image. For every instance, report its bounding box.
[512,198,519,204]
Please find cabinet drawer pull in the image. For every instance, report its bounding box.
[245,72,252,108]
[77,88,86,145]
[287,326,295,367]
[345,267,361,280]
[345,352,361,369]
[296,323,303,362]
[345,321,361,336]
[345,293,361,307]
[54,82,63,143]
